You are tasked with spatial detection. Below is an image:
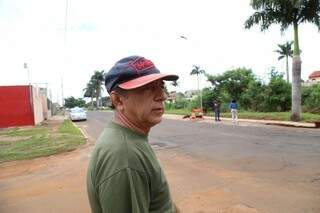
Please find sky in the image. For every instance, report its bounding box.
[0,0,319,105]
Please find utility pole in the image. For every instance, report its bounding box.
[61,76,64,107]
[198,74,203,109]
[61,0,68,109]
[24,62,34,117]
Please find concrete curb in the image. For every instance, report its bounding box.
[49,115,89,139]
[69,119,89,140]
[163,114,317,128]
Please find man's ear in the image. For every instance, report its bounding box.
[110,91,125,111]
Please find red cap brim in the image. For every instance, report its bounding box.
[118,73,179,90]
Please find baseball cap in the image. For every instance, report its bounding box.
[104,56,179,94]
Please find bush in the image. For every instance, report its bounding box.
[262,75,291,112]
[175,97,190,109]
[302,84,320,113]
[241,80,266,111]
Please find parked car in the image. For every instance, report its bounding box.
[69,107,87,121]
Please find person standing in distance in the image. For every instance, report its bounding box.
[229,99,238,124]
[213,99,221,122]
[87,56,180,213]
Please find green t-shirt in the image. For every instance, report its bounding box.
[87,122,175,213]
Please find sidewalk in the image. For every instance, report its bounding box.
[47,115,66,121]
[163,114,317,128]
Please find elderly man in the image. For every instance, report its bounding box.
[87,56,179,213]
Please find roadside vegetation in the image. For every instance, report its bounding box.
[0,120,86,163]
[166,67,319,119]
[64,66,320,123]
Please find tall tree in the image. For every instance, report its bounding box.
[83,82,95,107]
[274,41,293,83]
[244,0,320,121]
[190,65,205,109]
[90,70,104,109]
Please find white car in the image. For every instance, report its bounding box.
[69,107,87,121]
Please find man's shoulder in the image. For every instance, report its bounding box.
[90,123,151,176]
[93,124,129,159]
[95,125,123,147]
[88,128,144,186]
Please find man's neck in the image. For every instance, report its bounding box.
[113,111,149,135]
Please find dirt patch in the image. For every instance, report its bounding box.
[156,150,262,213]
[1,143,319,213]
[0,144,261,213]
[178,190,260,213]
[0,145,92,213]
[41,119,60,134]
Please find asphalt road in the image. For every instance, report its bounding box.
[76,111,320,212]
[79,111,320,172]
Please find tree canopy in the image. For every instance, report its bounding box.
[206,68,256,102]
[64,96,86,108]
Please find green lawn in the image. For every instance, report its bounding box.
[165,109,320,123]
[0,120,86,163]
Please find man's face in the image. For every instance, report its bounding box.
[122,80,167,129]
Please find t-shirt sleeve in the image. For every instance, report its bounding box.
[97,168,150,213]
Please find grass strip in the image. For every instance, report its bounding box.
[0,120,86,163]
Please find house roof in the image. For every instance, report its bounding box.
[309,71,320,79]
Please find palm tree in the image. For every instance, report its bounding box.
[190,65,205,109]
[244,0,320,121]
[90,70,104,109]
[275,41,293,83]
[83,82,95,107]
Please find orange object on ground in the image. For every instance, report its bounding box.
[190,108,204,120]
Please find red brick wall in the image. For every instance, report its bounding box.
[0,85,35,128]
